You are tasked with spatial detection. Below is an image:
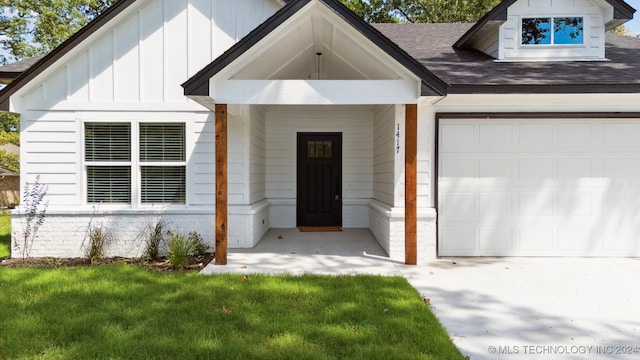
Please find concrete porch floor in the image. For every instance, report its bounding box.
[201,228,405,275]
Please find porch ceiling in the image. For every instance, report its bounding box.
[231,9,401,81]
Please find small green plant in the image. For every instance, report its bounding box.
[165,230,208,269]
[142,218,167,261]
[189,231,208,256]
[166,231,192,269]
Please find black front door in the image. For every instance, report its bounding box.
[297,133,342,227]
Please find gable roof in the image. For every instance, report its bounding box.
[182,0,448,97]
[454,0,636,50]
[377,22,640,93]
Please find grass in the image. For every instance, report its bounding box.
[0,266,464,359]
[0,212,10,258]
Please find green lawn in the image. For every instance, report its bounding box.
[0,212,10,258]
[0,266,464,359]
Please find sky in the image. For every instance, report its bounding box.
[627,0,640,34]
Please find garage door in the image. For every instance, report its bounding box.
[438,117,640,257]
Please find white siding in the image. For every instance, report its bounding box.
[190,113,215,206]
[372,105,395,206]
[265,106,373,228]
[20,0,280,110]
[228,110,247,205]
[249,105,267,204]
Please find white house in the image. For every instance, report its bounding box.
[1,0,639,263]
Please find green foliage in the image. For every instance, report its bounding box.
[0,213,10,258]
[0,268,464,359]
[165,230,208,269]
[342,0,399,23]
[165,231,192,269]
[189,231,208,256]
[0,131,19,146]
[0,0,118,63]
[341,0,501,23]
[0,112,20,173]
[0,112,19,133]
[0,149,19,173]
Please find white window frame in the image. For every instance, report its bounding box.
[83,120,188,207]
[520,16,585,47]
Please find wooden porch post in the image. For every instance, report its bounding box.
[215,104,228,265]
[405,104,418,265]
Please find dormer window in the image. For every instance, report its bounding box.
[521,17,584,45]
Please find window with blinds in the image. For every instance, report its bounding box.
[85,123,132,203]
[84,122,186,205]
[139,123,186,204]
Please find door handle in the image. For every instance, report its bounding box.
[335,195,340,200]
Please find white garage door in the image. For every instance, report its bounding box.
[438,117,640,257]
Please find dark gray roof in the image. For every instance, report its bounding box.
[375,23,640,93]
[0,56,45,83]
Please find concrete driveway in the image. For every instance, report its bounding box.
[403,258,640,360]
[202,230,640,359]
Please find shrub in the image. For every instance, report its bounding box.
[189,231,208,256]
[166,231,192,269]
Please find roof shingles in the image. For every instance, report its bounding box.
[375,23,640,92]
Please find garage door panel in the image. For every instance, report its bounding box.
[440,157,474,178]
[519,158,554,185]
[440,226,475,250]
[519,227,554,250]
[479,158,512,180]
[603,123,639,148]
[439,117,640,257]
[439,192,475,218]
[440,124,474,150]
[557,192,593,217]
[519,123,553,147]
[603,227,639,251]
[479,124,512,148]
[479,227,513,250]
[558,158,593,180]
[519,192,555,217]
[557,227,596,251]
[479,193,512,216]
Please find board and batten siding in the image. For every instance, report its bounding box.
[265,106,373,228]
[21,0,280,110]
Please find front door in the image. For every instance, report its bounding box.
[297,133,342,226]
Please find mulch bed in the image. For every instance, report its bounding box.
[0,253,215,273]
